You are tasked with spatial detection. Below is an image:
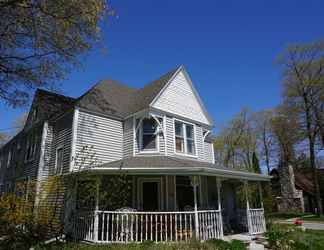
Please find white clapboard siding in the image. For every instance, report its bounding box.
[75,111,123,170]
[203,142,214,163]
[152,71,210,125]
[123,118,134,158]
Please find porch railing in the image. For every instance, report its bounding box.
[71,210,223,243]
[247,208,266,235]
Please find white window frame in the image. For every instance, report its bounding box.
[138,117,160,153]
[25,134,37,162]
[173,118,198,158]
[55,146,64,175]
[7,150,12,168]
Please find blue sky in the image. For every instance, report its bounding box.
[1,0,324,134]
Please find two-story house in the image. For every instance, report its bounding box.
[0,66,270,243]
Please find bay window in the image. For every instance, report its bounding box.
[174,120,196,155]
[141,118,158,151]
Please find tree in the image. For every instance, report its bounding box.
[277,41,324,215]
[252,110,276,174]
[214,109,259,172]
[0,0,112,107]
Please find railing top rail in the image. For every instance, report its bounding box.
[248,208,264,211]
[93,209,221,215]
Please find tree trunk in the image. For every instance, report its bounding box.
[309,139,323,215]
[263,128,270,174]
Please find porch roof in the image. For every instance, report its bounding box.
[87,156,271,182]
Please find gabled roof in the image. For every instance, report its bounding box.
[25,89,76,128]
[76,66,180,118]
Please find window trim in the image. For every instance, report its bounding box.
[55,146,64,175]
[173,118,198,158]
[138,117,160,154]
[7,150,12,168]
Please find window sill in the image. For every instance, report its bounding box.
[174,152,198,158]
[137,149,160,154]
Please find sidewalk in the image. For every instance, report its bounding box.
[276,218,324,230]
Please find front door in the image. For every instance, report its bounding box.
[142,182,159,211]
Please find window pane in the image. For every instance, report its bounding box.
[175,122,183,137]
[187,139,195,154]
[176,137,184,153]
[143,118,156,134]
[142,134,156,150]
[56,148,63,173]
[186,125,194,139]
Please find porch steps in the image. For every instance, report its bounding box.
[223,234,268,250]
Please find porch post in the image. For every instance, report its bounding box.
[216,178,224,238]
[244,181,252,234]
[94,178,100,242]
[258,182,264,209]
[258,181,266,232]
[191,176,200,240]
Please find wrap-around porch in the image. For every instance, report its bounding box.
[70,174,268,243]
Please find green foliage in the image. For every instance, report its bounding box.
[265,224,324,250]
[0,0,113,107]
[34,239,248,250]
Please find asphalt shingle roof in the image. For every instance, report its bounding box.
[75,67,180,118]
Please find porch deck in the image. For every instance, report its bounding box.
[71,208,265,243]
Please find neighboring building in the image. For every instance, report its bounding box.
[270,167,319,213]
[0,66,270,243]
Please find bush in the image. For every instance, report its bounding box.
[265,224,324,250]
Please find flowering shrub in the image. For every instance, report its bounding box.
[265,224,324,250]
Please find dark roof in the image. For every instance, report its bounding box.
[76,67,180,118]
[89,156,271,181]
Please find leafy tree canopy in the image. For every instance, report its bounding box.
[0,0,112,107]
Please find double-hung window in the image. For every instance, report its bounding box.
[55,147,64,174]
[174,120,196,155]
[140,118,158,151]
[7,150,12,168]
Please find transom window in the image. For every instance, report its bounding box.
[140,118,158,151]
[174,120,196,155]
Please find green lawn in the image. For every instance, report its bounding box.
[267,212,324,222]
[34,240,247,250]
[266,224,324,250]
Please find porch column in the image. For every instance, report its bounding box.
[216,178,224,238]
[258,181,266,232]
[94,178,100,242]
[244,181,252,235]
[258,182,264,209]
[190,176,200,240]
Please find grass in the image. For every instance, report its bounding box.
[267,212,324,222]
[266,224,324,250]
[34,240,247,250]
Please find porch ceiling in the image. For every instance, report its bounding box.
[85,156,271,182]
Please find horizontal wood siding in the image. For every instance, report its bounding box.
[75,111,123,170]
[203,141,214,163]
[196,125,204,160]
[165,116,174,155]
[49,112,73,175]
[123,118,134,158]
[152,71,210,125]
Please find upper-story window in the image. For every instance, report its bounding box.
[140,118,158,151]
[25,134,37,162]
[55,146,64,174]
[174,120,196,156]
[7,150,12,168]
